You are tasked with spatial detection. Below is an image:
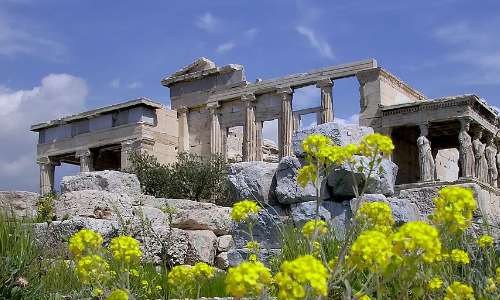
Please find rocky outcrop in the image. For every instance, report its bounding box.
[349,194,420,225]
[293,123,373,157]
[262,139,279,163]
[227,161,277,205]
[60,170,141,198]
[0,191,39,218]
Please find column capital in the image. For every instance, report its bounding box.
[276,87,293,95]
[36,157,59,166]
[206,101,220,113]
[75,149,91,158]
[316,79,334,88]
[177,105,189,114]
[241,93,256,102]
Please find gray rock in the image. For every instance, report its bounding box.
[232,206,285,249]
[217,235,234,252]
[214,252,229,270]
[293,123,373,157]
[0,191,39,218]
[133,206,168,228]
[60,171,141,198]
[387,198,420,225]
[327,156,398,197]
[185,230,218,265]
[227,248,281,267]
[290,201,331,227]
[350,194,387,213]
[54,190,135,221]
[323,201,352,240]
[227,161,277,205]
[272,156,328,204]
[140,226,190,265]
[142,198,232,235]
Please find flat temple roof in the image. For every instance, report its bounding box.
[31,97,165,131]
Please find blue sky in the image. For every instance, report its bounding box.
[1,0,500,191]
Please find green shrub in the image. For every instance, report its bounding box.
[35,193,58,223]
[128,152,230,205]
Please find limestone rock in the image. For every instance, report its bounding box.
[60,171,141,198]
[387,198,420,225]
[140,226,190,265]
[290,201,331,227]
[262,139,279,163]
[272,156,323,204]
[227,161,277,205]
[327,156,398,197]
[133,206,168,228]
[323,201,352,239]
[142,198,232,235]
[185,230,218,264]
[214,252,229,269]
[232,206,285,249]
[227,248,281,267]
[293,123,373,157]
[0,191,39,218]
[350,194,388,213]
[217,235,234,252]
[54,190,135,221]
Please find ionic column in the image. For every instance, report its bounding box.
[316,79,334,124]
[278,87,293,158]
[177,106,190,153]
[293,113,300,133]
[37,157,55,196]
[207,102,223,155]
[76,149,93,172]
[256,121,263,161]
[121,140,137,171]
[242,93,257,161]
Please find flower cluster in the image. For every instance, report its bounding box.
[348,230,394,272]
[431,186,477,233]
[301,219,329,239]
[68,229,103,257]
[477,234,494,248]
[167,265,194,286]
[358,133,394,158]
[107,289,129,300]
[274,255,329,300]
[297,165,318,188]
[192,262,215,280]
[450,249,470,265]
[231,200,261,222]
[109,236,143,265]
[356,201,395,234]
[444,281,474,300]
[428,277,443,290]
[302,134,333,162]
[226,261,272,298]
[75,254,110,285]
[392,221,442,263]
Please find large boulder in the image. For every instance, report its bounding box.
[0,191,39,218]
[185,230,218,264]
[227,248,281,267]
[227,161,277,205]
[327,156,398,198]
[142,198,232,236]
[54,190,136,221]
[290,201,331,227]
[349,194,420,225]
[60,171,141,198]
[293,123,373,157]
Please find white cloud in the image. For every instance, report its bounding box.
[262,119,278,142]
[0,74,87,191]
[216,42,236,54]
[243,28,259,41]
[0,14,66,60]
[109,78,120,88]
[293,86,320,110]
[335,114,359,125]
[295,26,334,59]
[434,21,500,85]
[128,81,143,89]
[195,12,218,32]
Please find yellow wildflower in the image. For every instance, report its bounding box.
[92,288,104,297]
[392,221,441,263]
[356,201,394,234]
[107,289,129,300]
[496,267,500,284]
[477,235,494,248]
[355,293,372,300]
[75,255,110,285]
[231,200,261,222]
[302,134,333,160]
[348,230,393,272]
[430,186,477,233]
[167,265,194,287]
[444,281,474,300]
[301,220,329,239]
[486,277,497,292]
[274,255,329,300]
[192,262,215,280]
[226,261,272,298]
[327,256,338,270]
[450,249,470,264]
[358,133,394,158]
[428,277,443,290]
[245,241,260,252]
[297,165,318,188]
[109,236,142,265]
[68,229,103,257]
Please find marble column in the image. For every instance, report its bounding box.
[278,87,293,158]
[37,157,55,196]
[177,106,190,153]
[208,102,223,155]
[255,121,263,161]
[121,140,136,171]
[293,113,300,133]
[242,93,257,161]
[76,149,93,172]
[316,79,334,124]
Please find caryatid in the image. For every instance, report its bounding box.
[458,119,475,178]
[472,129,488,182]
[485,134,498,187]
[417,124,436,182]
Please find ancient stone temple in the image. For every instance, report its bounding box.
[32,57,500,206]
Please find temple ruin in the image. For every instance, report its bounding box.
[32,57,500,206]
